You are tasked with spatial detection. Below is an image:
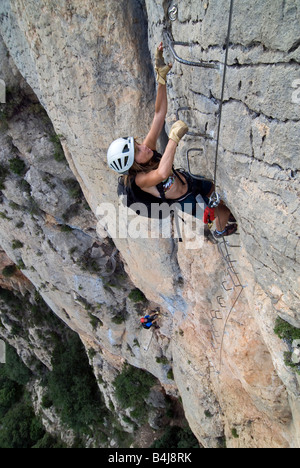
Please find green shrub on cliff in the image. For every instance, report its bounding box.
[274,317,300,375]
[45,333,108,433]
[113,364,156,424]
[274,317,300,341]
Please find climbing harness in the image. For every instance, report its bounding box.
[195,194,215,229]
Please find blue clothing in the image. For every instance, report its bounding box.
[142,315,154,329]
[144,322,152,329]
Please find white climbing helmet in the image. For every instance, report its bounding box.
[107,136,135,174]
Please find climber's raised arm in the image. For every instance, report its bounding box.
[143,42,172,151]
[143,83,168,151]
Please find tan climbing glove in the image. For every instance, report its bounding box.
[155,42,172,85]
[169,120,189,144]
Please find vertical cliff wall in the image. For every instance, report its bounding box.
[0,0,299,448]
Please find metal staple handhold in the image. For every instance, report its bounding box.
[221,280,234,292]
[164,31,219,69]
[186,148,205,180]
[217,296,226,308]
[210,310,222,320]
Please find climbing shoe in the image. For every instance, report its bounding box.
[213,223,238,239]
[228,213,236,223]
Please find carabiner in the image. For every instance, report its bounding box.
[209,192,221,208]
[168,4,178,21]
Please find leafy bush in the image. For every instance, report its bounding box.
[113,364,156,423]
[9,157,26,176]
[274,317,300,341]
[0,402,44,448]
[12,239,23,249]
[32,433,66,448]
[151,425,200,449]
[49,134,66,162]
[1,264,17,277]
[60,224,73,232]
[0,368,23,418]
[4,344,32,386]
[0,345,46,449]
[45,333,108,432]
[274,317,300,375]
[128,288,146,303]
[64,178,83,200]
[0,163,8,189]
[283,352,300,375]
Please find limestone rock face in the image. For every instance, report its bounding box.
[0,0,299,448]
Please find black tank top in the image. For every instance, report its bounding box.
[132,150,190,202]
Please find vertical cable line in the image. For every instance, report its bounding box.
[213,0,234,189]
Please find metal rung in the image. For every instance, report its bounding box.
[227,266,243,288]
[164,31,219,69]
[212,340,221,349]
[221,280,234,292]
[209,362,220,374]
[186,148,205,180]
[210,310,222,320]
[211,331,221,342]
[224,240,241,248]
[218,242,238,267]
[217,296,226,308]
[222,269,241,290]
[211,322,220,332]
[211,343,219,350]
[177,106,214,180]
[211,328,221,339]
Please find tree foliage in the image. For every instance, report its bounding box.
[151,425,200,449]
[0,345,44,448]
[45,333,107,432]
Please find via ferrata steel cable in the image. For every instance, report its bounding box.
[213,0,234,190]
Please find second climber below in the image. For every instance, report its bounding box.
[107,42,237,239]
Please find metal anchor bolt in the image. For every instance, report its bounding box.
[168,4,178,21]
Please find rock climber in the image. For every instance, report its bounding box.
[107,42,237,238]
[140,312,160,330]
